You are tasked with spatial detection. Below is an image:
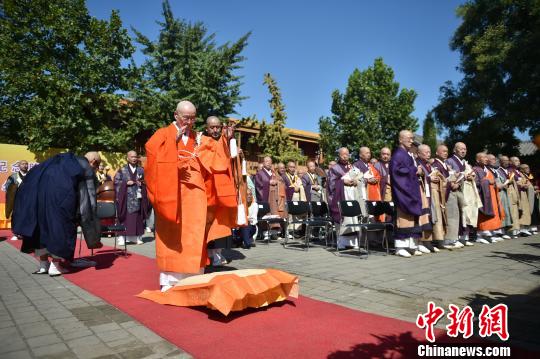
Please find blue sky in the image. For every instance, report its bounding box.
[88,0,464,133]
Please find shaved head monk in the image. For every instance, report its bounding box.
[144,100,237,291]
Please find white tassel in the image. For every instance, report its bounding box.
[242,159,247,176]
[237,204,247,225]
[229,138,238,158]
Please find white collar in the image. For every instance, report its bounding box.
[129,164,137,172]
[264,168,272,176]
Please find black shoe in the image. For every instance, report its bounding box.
[422,241,436,252]
[485,236,494,243]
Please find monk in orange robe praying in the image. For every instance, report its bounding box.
[145,101,237,291]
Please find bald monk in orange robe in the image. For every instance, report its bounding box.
[353,146,383,221]
[145,101,237,291]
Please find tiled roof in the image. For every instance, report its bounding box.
[519,141,538,156]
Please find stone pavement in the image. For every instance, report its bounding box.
[0,241,191,359]
[121,233,540,351]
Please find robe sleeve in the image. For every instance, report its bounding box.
[145,128,179,223]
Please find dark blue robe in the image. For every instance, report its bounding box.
[12,153,99,260]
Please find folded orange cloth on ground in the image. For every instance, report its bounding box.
[137,269,299,315]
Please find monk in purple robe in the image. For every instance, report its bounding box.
[328,148,366,249]
[389,131,423,258]
[114,150,150,246]
[374,147,392,202]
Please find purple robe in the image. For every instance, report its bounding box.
[446,155,466,173]
[432,158,451,200]
[327,162,350,223]
[114,165,149,236]
[389,147,422,216]
[281,173,296,201]
[301,173,313,202]
[353,160,370,174]
[374,161,389,199]
[473,166,495,217]
[255,169,272,202]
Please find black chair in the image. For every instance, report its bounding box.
[364,201,394,255]
[256,202,286,244]
[309,201,335,248]
[283,201,311,250]
[97,202,127,256]
[337,200,367,258]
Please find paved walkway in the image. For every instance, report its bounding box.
[0,241,190,359]
[2,232,540,358]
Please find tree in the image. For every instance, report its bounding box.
[131,0,250,134]
[433,0,540,156]
[0,0,137,152]
[422,111,438,152]
[319,58,418,163]
[250,73,304,163]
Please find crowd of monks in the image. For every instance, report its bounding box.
[253,129,539,258]
[10,98,539,286]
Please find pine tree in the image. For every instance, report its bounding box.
[422,111,438,152]
[131,0,250,133]
[250,73,304,163]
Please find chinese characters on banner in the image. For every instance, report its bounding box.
[416,301,509,342]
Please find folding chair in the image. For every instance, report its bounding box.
[283,201,311,250]
[364,201,394,255]
[338,200,367,258]
[309,201,335,248]
[255,202,286,244]
[97,202,127,256]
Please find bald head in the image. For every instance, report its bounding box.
[262,156,273,170]
[417,144,431,161]
[206,116,222,140]
[499,155,510,169]
[486,154,497,167]
[359,146,371,163]
[380,147,391,162]
[399,130,414,151]
[127,150,138,166]
[337,147,350,163]
[510,156,520,167]
[277,162,286,175]
[436,145,448,160]
[174,100,197,129]
[453,142,467,158]
[307,160,317,173]
[476,152,487,166]
[84,151,101,171]
[18,160,29,173]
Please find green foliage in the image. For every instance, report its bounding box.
[319,57,418,163]
[0,0,136,152]
[433,0,540,156]
[250,73,304,163]
[422,111,438,152]
[130,0,250,132]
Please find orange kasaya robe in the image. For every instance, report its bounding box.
[367,164,384,222]
[366,164,382,202]
[478,170,505,231]
[145,124,237,274]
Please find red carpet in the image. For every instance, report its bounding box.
[4,240,534,358]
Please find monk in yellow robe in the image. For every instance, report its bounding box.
[145,101,237,291]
